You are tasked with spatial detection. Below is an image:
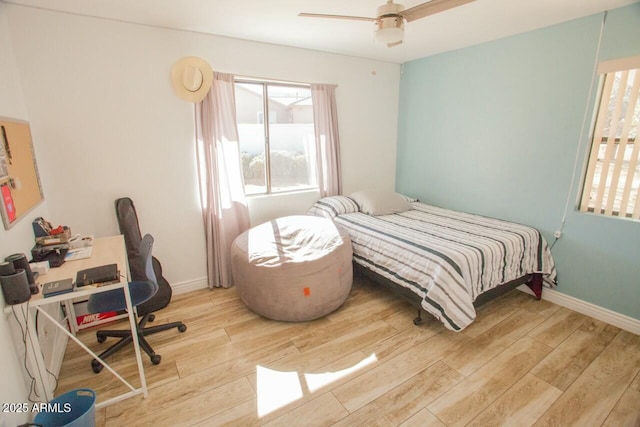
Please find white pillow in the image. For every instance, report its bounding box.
[350,190,412,216]
[307,196,360,219]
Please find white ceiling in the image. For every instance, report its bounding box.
[4,0,639,63]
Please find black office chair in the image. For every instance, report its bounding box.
[86,198,186,373]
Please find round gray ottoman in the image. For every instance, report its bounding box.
[231,215,353,322]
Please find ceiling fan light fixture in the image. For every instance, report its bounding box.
[375,16,404,44]
[299,0,477,49]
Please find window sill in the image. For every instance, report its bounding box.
[246,188,320,200]
[574,209,639,224]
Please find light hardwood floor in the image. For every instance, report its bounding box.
[55,275,640,426]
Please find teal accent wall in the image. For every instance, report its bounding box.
[396,4,640,321]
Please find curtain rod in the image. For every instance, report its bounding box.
[234,74,337,88]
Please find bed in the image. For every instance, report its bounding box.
[308,191,557,331]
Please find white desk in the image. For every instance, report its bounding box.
[3,235,148,408]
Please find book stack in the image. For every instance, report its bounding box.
[75,264,119,288]
[42,278,74,298]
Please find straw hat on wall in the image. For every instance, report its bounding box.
[171,56,214,103]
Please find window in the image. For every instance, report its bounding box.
[235,80,317,195]
[580,56,640,219]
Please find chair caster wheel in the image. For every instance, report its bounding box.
[151,354,161,365]
[178,324,187,333]
[91,359,103,374]
[148,314,155,322]
[413,317,423,326]
[97,335,107,343]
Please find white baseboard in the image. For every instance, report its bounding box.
[171,276,208,295]
[518,285,640,335]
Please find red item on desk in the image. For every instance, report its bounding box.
[50,226,66,235]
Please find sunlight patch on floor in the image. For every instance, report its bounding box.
[256,366,303,417]
[256,353,378,417]
[304,353,378,392]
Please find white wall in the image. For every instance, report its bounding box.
[0,5,45,425]
[5,4,400,290]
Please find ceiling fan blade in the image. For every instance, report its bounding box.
[298,13,375,22]
[401,0,475,23]
[387,40,403,48]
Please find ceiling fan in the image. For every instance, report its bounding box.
[300,0,475,48]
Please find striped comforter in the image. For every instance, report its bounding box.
[331,202,557,331]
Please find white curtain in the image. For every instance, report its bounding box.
[311,84,342,197]
[195,72,250,289]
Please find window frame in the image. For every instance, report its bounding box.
[234,78,318,196]
[579,55,640,219]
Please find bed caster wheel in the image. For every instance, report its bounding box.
[148,314,155,322]
[151,354,161,365]
[91,359,103,374]
[178,324,187,333]
[96,335,107,343]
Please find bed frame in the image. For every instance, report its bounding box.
[353,262,543,326]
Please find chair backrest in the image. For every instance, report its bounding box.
[140,234,157,285]
[115,197,145,281]
[115,197,172,315]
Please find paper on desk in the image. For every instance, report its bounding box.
[65,246,93,261]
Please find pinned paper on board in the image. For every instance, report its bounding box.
[1,183,16,222]
[0,125,9,179]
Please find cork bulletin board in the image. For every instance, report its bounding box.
[0,118,44,229]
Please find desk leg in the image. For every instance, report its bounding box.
[63,300,78,335]
[123,282,148,398]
